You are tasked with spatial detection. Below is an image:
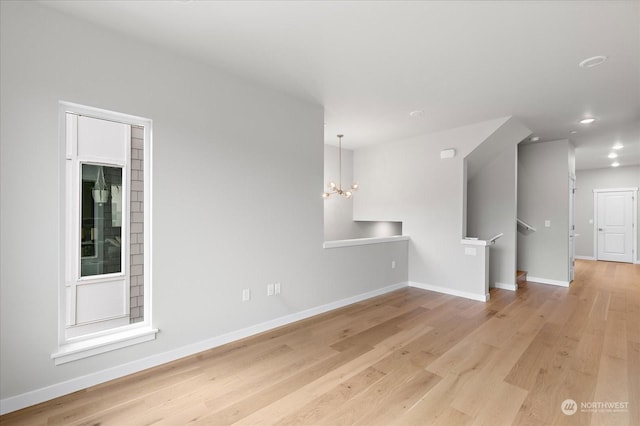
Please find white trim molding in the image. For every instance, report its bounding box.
[51,327,158,366]
[527,276,570,287]
[575,255,596,261]
[494,282,518,291]
[592,187,639,193]
[409,281,490,302]
[1,281,408,415]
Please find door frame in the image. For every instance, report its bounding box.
[569,175,575,281]
[593,187,638,263]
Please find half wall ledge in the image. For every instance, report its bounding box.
[323,235,409,249]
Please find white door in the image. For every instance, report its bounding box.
[596,191,634,263]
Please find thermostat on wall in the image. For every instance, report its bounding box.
[440,148,456,159]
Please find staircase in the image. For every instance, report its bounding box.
[516,270,527,285]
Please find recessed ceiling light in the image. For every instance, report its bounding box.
[611,162,620,167]
[530,136,540,142]
[608,152,618,159]
[612,143,624,150]
[570,130,578,134]
[579,117,596,124]
[578,56,608,68]
[409,110,424,118]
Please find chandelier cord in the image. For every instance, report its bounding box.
[338,134,343,191]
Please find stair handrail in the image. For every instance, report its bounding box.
[488,233,504,245]
[517,218,536,232]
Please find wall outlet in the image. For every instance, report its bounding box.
[274,282,281,295]
[267,284,274,296]
[545,220,551,228]
[391,260,396,269]
[242,288,251,302]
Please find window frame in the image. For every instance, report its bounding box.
[78,162,127,279]
[53,102,156,365]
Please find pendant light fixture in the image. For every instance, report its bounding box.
[323,134,359,199]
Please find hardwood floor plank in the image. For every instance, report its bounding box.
[322,358,440,426]
[627,341,640,426]
[470,381,528,426]
[235,321,432,425]
[394,372,470,425]
[199,344,373,424]
[430,406,474,426]
[426,340,498,378]
[504,322,563,390]
[49,367,204,425]
[202,346,336,412]
[591,354,630,425]
[268,366,387,426]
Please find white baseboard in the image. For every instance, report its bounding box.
[576,255,638,264]
[409,281,489,302]
[0,281,408,415]
[575,255,596,261]
[526,276,570,287]
[494,282,518,291]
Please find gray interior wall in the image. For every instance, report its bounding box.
[467,144,518,287]
[324,144,401,241]
[0,1,409,402]
[569,143,576,177]
[353,116,529,296]
[353,221,402,238]
[517,140,571,282]
[575,165,640,260]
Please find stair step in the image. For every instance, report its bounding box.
[516,270,527,284]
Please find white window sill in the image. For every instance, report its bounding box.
[51,326,158,365]
[323,235,409,249]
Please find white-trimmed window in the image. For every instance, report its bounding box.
[53,102,156,365]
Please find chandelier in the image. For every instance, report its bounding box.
[323,134,359,199]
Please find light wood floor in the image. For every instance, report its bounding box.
[2,259,638,425]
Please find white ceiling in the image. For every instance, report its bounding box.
[41,0,639,170]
